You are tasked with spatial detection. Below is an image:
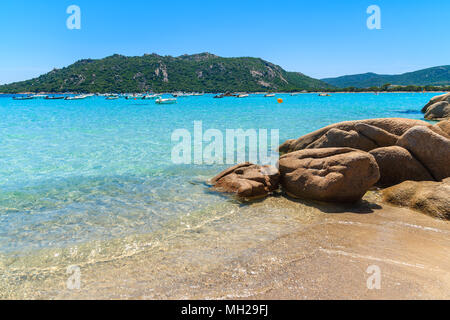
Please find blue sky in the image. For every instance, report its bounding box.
[0,0,449,84]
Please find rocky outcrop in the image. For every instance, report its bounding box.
[279,148,380,203]
[424,101,450,120]
[383,178,450,220]
[396,126,450,181]
[210,163,280,199]
[369,146,434,187]
[436,119,450,136]
[210,117,449,222]
[421,92,450,113]
[279,118,447,154]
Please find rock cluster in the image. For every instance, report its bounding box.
[279,118,448,154]
[421,93,450,120]
[211,116,450,220]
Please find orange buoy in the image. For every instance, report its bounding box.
[277,98,283,103]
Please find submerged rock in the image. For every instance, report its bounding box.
[279,148,380,203]
[396,126,450,181]
[210,162,280,199]
[369,146,434,187]
[279,118,445,155]
[383,178,450,220]
[424,101,450,120]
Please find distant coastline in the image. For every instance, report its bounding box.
[0,53,448,94]
[1,89,449,95]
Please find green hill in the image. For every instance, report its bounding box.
[322,65,450,88]
[0,53,331,93]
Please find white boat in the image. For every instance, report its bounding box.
[106,96,119,100]
[142,94,158,99]
[31,94,48,99]
[125,94,143,100]
[155,97,177,104]
[237,94,249,98]
[65,94,89,100]
[264,93,275,97]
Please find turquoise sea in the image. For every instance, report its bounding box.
[0,93,437,259]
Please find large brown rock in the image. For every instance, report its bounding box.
[383,178,450,220]
[421,92,450,113]
[279,118,446,154]
[424,101,450,120]
[279,148,380,203]
[369,146,434,187]
[396,126,450,181]
[210,162,280,199]
[436,119,450,136]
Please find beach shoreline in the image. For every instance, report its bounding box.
[2,192,449,300]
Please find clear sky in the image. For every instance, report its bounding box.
[0,0,449,84]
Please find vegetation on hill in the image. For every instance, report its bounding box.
[0,53,331,93]
[322,66,450,88]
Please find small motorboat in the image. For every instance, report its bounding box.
[237,94,249,98]
[142,94,158,100]
[264,93,275,97]
[65,94,88,100]
[213,94,224,99]
[155,97,177,104]
[13,96,33,100]
[318,93,331,97]
[106,96,119,100]
[30,94,48,99]
[45,96,65,100]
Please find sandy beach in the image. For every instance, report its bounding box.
[3,190,449,300]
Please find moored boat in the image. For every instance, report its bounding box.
[237,94,249,98]
[155,97,177,104]
[12,95,33,100]
[30,94,48,99]
[142,94,158,99]
[264,93,275,97]
[125,94,142,100]
[45,96,65,100]
[65,94,89,100]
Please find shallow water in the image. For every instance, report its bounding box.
[0,92,447,298]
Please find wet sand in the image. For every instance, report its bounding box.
[2,192,450,299]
